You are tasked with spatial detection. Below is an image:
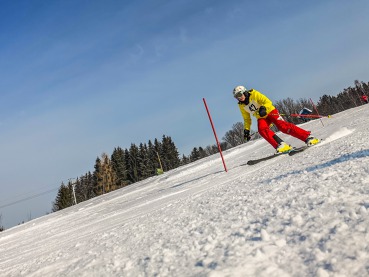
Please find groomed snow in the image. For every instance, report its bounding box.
[1,105,369,277]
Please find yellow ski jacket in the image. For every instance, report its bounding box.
[238,89,276,130]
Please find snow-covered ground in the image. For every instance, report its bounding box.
[1,105,369,277]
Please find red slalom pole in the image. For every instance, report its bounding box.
[203,98,228,172]
[310,98,324,127]
[290,114,331,118]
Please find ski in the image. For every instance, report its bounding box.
[246,146,308,165]
[245,139,322,166]
[288,139,323,156]
[246,153,284,165]
[288,146,308,156]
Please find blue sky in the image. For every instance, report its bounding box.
[1,0,369,228]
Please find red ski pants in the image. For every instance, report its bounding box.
[258,109,311,148]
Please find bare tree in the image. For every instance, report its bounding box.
[222,122,245,147]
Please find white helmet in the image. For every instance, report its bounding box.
[233,85,247,98]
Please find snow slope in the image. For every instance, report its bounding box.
[1,105,369,277]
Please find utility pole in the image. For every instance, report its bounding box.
[69,178,78,205]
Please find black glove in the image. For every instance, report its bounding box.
[244,129,251,142]
[259,106,267,117]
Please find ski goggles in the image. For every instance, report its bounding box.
[234,91,244,98]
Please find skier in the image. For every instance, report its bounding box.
[361,94,368,104]
[233,85,320,153]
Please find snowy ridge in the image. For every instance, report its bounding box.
[1,106,369,277]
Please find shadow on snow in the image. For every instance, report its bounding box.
[265,149,369,183]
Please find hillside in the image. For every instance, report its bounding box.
[1,105,369,277]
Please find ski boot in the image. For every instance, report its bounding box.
[305,136,320,146]
[276,142,292,154]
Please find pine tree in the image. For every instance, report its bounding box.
[127,144,140,183]
[147,140,159,175]
[162,135,180,170]
[74,177,83,203]
[160,135,170,171]
[170,138,181,167]
[93,157,104,195]
[124,149,132,185]
[190,147,200,162]
[111,147,128,187]
[138,143,151,180]
[86,172,95,199]
[52,183,74,212]
[0,213,4,232]
[74,172,95,202]
[198,147,207,159]
[181,154,190,165]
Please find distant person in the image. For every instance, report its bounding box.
[298,107,313,122]
[361,94,368,104]
[233,85,320,153]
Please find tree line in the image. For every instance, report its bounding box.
[52,135,181,211]
[50,80,369,213]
